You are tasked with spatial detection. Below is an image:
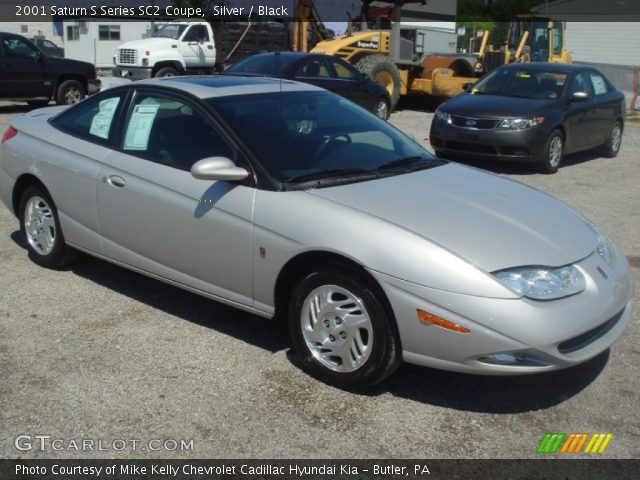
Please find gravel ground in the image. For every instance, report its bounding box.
[0,100,638,459]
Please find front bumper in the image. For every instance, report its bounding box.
[87,79,101,95]
[430,118,548,163]
[113,66,153,81]
[370,249,634,375]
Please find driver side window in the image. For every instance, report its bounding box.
[569,73,590,97]
[122,92,235,171]
[2,37,38,59]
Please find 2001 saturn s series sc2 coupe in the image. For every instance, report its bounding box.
[0,76,633,389]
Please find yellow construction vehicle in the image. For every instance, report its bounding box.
[310,0,476,108]
[476,15,572,74]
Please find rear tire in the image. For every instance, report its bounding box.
[601,121,622,158]
[154,66,180,78]
[288,266,401,390]
[355,55,401,110]
[538,129,564,174]
[19,185,78,268]
[55,80,85,105]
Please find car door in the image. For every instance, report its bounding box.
[293,56,335,92]
[563,71,598,153]
[47,89,129,253]
[0,34,49,98]
[96,89,255,305]
[178,25,214,68]
[325,57,371,109]
[587,69,620,145]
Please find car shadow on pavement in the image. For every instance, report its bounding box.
[0,104,35,115]
[9,230,287,354]
[448,148,605,176]
[371,350,610,413]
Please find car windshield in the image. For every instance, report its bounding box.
[153,24,188,39]
[471,69,568,100]
[207,91,441,188]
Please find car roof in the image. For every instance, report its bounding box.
[500,62,588,74]
[135,75,322,98]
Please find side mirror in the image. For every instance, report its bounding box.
[191,157,249,181]
[463,82,474,92]
[570,91,589,102]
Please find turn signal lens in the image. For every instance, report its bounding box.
[417,309,470,334]
[1,127,17,144]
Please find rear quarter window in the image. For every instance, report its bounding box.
[51,92,126,145]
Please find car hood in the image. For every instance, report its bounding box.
[441,92,556,118]
[308,163,596,272]
[117,37,176,50]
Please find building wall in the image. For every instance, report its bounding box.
[62,21,151,68]
[0,21,62,46]
[565,22,640,67]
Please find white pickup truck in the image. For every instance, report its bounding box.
[113,21,216,79]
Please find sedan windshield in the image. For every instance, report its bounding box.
[471,69,568,100]
[153,24,188,39]
[207,91,440,187]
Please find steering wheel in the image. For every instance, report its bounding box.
[311,134,352,167]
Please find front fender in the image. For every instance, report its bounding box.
[251,189,517,312]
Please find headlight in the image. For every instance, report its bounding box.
[493,265,586,300]
[498,117,544,130]
[435,109,452,124]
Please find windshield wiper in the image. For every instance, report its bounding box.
[377,156,446,172]
[283,168,372,184]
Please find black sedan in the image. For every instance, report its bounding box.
[225,52,392,119]
[430,63,625,173]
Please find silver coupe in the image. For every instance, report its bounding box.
[0,76,633,389]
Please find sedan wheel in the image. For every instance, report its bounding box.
[539,130,564,174]
[19,186,77,268]
[602,121,622,158]
[288,267,401,389]
[373,98,390,120]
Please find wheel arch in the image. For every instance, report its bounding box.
[55,74,88,92]
[273,250,399,336]
[152,61,185,76]
[12,174,49,217]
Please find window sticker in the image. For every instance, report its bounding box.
[89,97,120,139]
[124,104,160,150]
[591,75,608,96]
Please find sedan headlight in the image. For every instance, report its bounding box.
[435,109,452,124]
[493,265,586,300]
[498,117,544,130]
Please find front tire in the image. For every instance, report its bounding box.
[56,80,86,105]
[288,267,401,389]
[538,129,564,174]
[19,186,77,268]
[154,66,180,78]
[601,121,622,158]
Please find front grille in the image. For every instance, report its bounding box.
[558,309,625,354]
[450,115,500,129]
[118,49,137,65]
[445,141,498,155]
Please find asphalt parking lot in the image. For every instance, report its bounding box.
[0,100,638,459]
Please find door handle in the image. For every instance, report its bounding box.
[105,175,125,188]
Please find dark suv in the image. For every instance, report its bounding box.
[0,32,100,106]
